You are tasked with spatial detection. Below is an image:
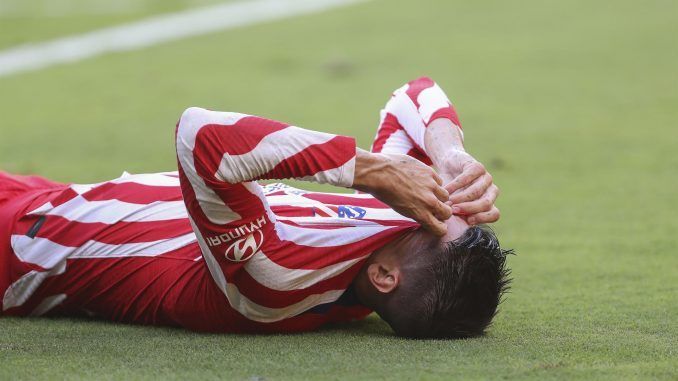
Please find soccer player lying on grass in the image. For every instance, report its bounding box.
[0,77,510,338]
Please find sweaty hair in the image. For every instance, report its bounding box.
[387,225,512,339]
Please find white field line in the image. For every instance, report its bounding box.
[0,0,367,78]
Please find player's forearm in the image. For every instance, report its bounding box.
[176,107,357,188]
[424,118,465,169]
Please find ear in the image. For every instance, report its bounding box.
[366,263,400,294]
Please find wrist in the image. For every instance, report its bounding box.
[353,149,388,192]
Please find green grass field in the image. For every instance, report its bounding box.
[1,0,677,379]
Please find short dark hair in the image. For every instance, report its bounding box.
[388,226,512,339]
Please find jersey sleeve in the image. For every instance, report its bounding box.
[370,77,462,165]
[175,107,356,262]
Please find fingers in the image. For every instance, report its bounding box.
[421,189,452,221]
[445,162,485,194]
[452,184,500,216]
[419,212,448,236]
[448,173,493,205]
[467,206,501,225]
[417,192,452,236]
[432,183,450,203]
[426,167,448,203]
[432,171,444,186]
[432,199,453,220]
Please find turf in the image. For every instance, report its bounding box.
[1,0,676,379]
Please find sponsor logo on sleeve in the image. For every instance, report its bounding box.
[204,215,267,262]
[224,229,264,262]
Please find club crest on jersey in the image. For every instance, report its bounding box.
[224,229,264,262]
[338,205,366,219]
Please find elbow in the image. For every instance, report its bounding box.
[408,76,436,88]
[180,106,206,121]
[176,107,208,153]
[178,107,207,136]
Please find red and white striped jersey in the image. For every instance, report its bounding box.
[174,106,420,325]
[371,76,462,162]
[0,77,461,332]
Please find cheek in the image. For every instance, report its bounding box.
[444,216,469,241]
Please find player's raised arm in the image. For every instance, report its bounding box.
[175,107,451,246]
[370,76,462,164]
[373,77,500,225]
[175,108,356,249]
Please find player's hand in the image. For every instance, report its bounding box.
[353,150,452,236]
[439,148,500,225]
